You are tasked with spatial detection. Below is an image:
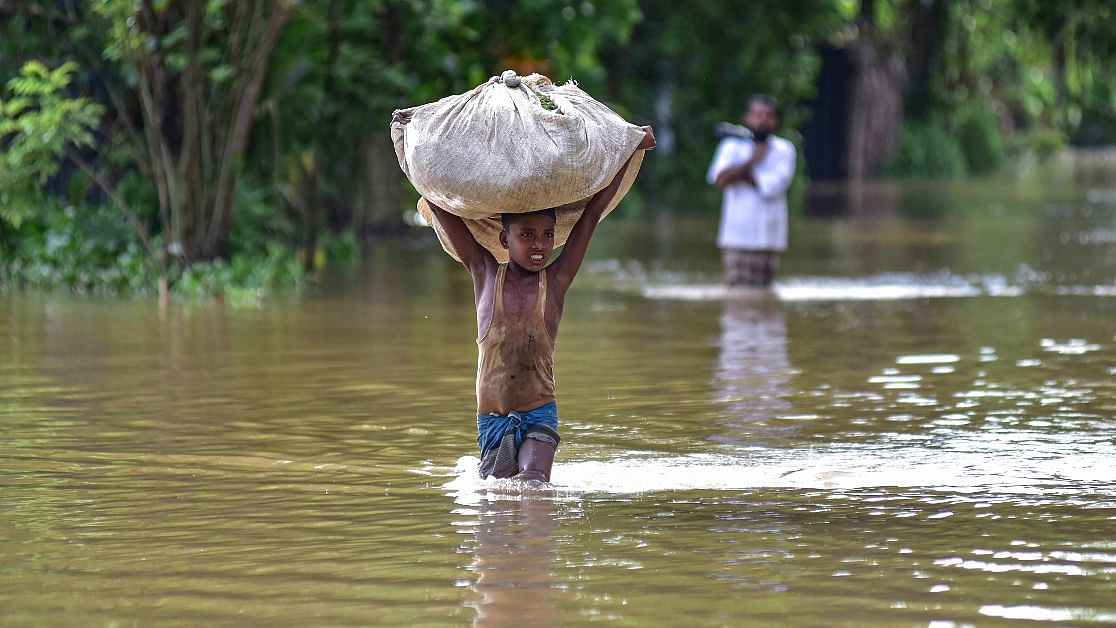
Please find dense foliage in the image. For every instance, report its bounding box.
[1,0,1114,295]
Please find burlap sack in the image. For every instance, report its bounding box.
[392,71,647,263]
[416,150,643,263]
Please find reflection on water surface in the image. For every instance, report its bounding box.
[3,181,1115,624]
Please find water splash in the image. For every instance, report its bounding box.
[439,435,1116,500]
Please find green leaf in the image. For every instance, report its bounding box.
[209,64,234,83]
[0,60,103,230]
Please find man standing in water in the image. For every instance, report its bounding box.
[708,95,797,288]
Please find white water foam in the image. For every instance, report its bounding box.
[438,437,1116,502]
[642,278,1116,301]
[640,275,1025,302]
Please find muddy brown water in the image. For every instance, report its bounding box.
[3,178,1115,625]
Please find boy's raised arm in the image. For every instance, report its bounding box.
[551,126,655,292]
[427,200,493,276]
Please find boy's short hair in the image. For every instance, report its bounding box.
[501,208,557,231]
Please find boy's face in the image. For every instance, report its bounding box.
[500,213,556,272]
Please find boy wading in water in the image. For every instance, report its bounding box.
[427,126,655,482]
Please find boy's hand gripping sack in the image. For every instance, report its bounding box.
[391,71,647,263]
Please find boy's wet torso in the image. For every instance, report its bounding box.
[476,263,557,415]
[475,212,563,343]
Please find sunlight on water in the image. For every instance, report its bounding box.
[896,354,960,364]
[979,605,1116,622]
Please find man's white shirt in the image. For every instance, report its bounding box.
[706,135,796,251]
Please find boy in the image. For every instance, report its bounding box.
[427,126,655,482]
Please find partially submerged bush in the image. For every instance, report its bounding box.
[1006,127,1068,161]
[955,105,1005,175]
[883,119,967,178]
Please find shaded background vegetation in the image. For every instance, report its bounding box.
[1,0,1114,295]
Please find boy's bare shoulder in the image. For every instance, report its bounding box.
[472,254,502,289]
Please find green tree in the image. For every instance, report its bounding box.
[882,0,1116,175]
[1010,0,1116,143]
[0,62,102,228]
[90,0,296,264]
[2,1,644,291]
[264,0,642,260]
[598,0,848,197]
[0,60,164,291]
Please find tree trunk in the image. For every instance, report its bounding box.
[846,39,906,181]
[179,0,205,260]
[362,135,405,240]
[201,2,292,259]
[1052,35,1067,114]
[845,0,906,181]
[302,0,342,269]
[303,164,320,272]
[905,0,947,116]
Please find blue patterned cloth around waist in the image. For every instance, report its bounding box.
[476,402,558,457]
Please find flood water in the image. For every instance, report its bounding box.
[3,177,1116,625]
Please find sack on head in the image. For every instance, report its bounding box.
[391,71,647,262]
